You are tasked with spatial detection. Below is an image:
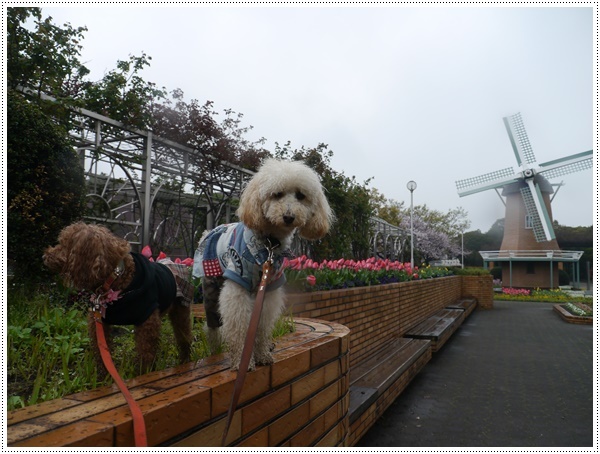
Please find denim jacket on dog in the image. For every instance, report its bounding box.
[192,223,288,293]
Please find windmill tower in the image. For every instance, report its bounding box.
[456,113,592,288]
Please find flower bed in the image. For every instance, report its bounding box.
[563,302,593,317]
[494,288,593,304]
[284,256,453,292]
[553,304,593,325]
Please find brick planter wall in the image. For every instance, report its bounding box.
[8,274,492,447]
[7,318,350,448]
[287,276,462,368]
[461,275,494,309]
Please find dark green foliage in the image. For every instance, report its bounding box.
[490,267,502,280]
[451,267,491,276]
[7,91,85,282]
[558,269,571,286]
[274,142,374,260]
[81,53,167,129]
[554,224,592,248]
[555,224,593,281]
[7,7,89,98]
[462,219,504,267]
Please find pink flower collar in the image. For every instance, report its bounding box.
[90,259,125,317]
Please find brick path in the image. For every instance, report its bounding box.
[356,300,594,447]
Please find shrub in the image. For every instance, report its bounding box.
[490,267,502,280]
[559,269,571,286]
[452,267,491,276]
[7,91,85,283]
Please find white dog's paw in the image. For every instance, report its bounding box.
[255,350,274,366]
[229,354,256,371]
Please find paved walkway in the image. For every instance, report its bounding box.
[356,300,594,448]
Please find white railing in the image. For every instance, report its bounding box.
[479,250,583,261]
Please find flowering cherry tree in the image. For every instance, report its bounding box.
[370,190,470,264]
[399,213,464,263]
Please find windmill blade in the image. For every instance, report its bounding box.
[456,167,519,197]
[520,180,556,242]
[503,113,537,167]
[538,149,593,179]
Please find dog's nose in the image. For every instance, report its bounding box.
[283,215,295,225]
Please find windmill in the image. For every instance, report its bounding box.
[455,112,592,288]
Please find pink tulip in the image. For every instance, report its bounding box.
[306,275,317,286]
[141,245,152,258]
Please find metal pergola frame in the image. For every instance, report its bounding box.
[22,87,412,260]
[21,87,256,257]
[370,217,406,260]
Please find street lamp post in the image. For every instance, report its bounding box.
[461,230,464,269]
[406,180,417,269]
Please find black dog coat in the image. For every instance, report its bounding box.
[102,253,184,326]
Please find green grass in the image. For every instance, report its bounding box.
[7,283,99,409]
[7,283,295,411]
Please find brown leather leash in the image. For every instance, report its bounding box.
[221,254,275,446]
[91,262,148,447]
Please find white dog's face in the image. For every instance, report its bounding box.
[236,159,334,241]
[262,188,314,237]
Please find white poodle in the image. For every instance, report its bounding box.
[193,159,333,370]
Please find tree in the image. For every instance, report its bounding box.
[369,188,404,225]
[274,142,374,260]
[371,193,472,264]
[555,223,593,281]
[399,213,463,263]
[7,91,85,282]
[152,88,270,169]
[7,7,89,99]
[81,53,167,129]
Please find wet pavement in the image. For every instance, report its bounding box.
[356,300,594,448]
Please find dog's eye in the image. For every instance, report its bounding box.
[273,192,284,199]
[296,191,306,201]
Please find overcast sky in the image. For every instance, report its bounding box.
[42,5,595,233]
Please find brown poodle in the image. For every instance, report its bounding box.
[44,222,193,374]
